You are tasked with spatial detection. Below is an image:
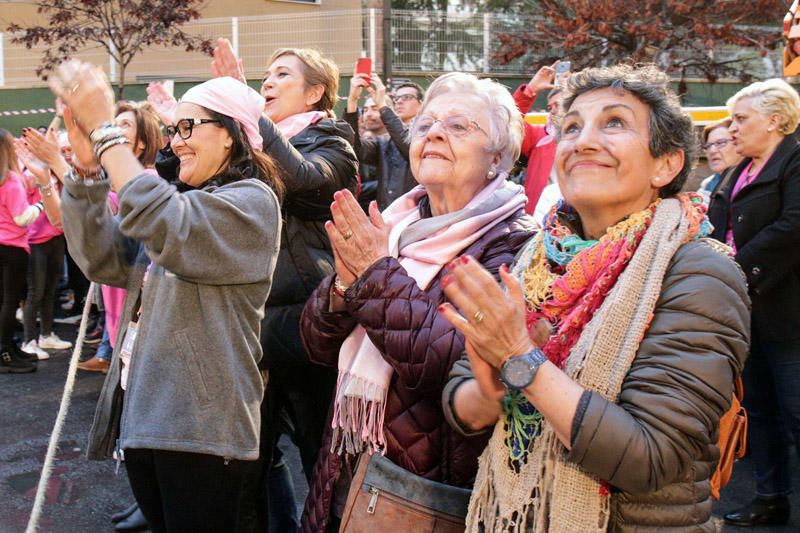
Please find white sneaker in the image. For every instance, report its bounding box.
[21,340,50,360]
[38,333,72,351]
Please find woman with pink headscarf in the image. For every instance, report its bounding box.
[50,62,285,531]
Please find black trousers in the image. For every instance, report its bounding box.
[125,448,258,533]
[23,235,65,340]
[0,244,28,348]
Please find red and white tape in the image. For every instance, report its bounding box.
[0,108,56,117]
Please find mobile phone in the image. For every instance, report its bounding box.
[357,58,372,77]
[554,61,571,87]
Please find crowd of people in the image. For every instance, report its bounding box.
[1,39,799,533]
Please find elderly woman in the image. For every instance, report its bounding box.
[298,72,536,532]
[438,64,750,532]
[697,117,741,204]
[49,61,284,531]
[706,79,800,527]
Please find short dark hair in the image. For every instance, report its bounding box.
[395,82,424,100]
[560,64,697,198]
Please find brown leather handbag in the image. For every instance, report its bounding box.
[710,377,747,500]
[339,453,470,533]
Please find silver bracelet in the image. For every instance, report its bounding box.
[94,136,130,160]
[36,181,54,197]
[89,122,124,145]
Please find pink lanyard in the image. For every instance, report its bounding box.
[730,161,763,201]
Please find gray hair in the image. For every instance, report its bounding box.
[727,78,800,136]
[560,64,697,198]
[416,72,523,173]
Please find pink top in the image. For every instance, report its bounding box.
[23,172,64,245]
[0,172,31,252]
[725,161,764,252]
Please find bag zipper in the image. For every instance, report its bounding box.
[113,439,125,474]
[367,486,379,514]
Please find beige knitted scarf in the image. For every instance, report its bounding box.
[466,198,691,533]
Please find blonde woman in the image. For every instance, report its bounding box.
[708,78,800,528]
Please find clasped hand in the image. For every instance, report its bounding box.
[438,257,552,400]
[324,190,389,286]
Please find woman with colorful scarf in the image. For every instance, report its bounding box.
[298,72,536,532]
[440,64,751,532]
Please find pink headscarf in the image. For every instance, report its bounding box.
[181,77,264,151]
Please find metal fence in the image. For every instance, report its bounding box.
[0,8,783,88]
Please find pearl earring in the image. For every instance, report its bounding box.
[487,169,496,180]
[768,127,774,132]
[224,143,231,149]
[654,176,661,183]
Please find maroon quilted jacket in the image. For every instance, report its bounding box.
[298,209,536,532]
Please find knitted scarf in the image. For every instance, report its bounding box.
[466,193,711,533]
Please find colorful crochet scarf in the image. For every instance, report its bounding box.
[466,194,714,533]
[505,193,712,463]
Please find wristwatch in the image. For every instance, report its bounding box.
[500,347,548,390]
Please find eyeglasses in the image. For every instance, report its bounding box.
[411,115,487,138]
[703,139,732,151]
[167,118,221,140]
[393,94,420,103]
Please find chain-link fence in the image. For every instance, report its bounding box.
[0,8,783,88]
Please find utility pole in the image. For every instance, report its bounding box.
[382,0,392,88]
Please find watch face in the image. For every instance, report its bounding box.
[504,356,535,389]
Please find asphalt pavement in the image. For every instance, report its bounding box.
[0,320,797,532]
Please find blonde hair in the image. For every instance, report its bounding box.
[419,72,523,173]
[267,48,339,117]
[727,79,800,136]
[0,129,19,185]
[702,117,732,144]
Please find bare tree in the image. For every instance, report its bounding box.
[8,0,214,98]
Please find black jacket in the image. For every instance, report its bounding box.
[344,107,417,209]
[259,116,359,365]
[708,134,800,342]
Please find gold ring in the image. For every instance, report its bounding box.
[473,310,485,324]
[343,229,354,240]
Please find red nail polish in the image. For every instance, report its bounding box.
[331,201,337,210]
[459,255,470,265]
[500,264,509,274]
[437,304,447,313]
[441,274,454,288]
[334,191,342,200]
[447,261,457,271]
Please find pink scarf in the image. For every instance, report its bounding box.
[330,175,528,455]
[275,111,326,139]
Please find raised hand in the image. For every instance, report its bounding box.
[62,106,98,171]
[438,258,540,370]
[367,73,388,109]
[48,60,115,134]
[15,141,50,184]
[324,189,389,278]
[22,128,61,167]
[146,82,178,126]
[211,38,246,84]
[527,62,557,95]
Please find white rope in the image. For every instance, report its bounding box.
[26,282,96,533]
